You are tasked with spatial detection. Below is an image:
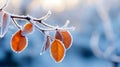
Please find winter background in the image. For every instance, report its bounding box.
[0,0,120,67]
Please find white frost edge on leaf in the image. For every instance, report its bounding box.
[10,31,28,53]
[0,12,10,38]
[40,35,50,55]
[50,39,66,63]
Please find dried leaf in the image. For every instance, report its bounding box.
[50,39,65,63]
[60,30,72,49]
[55,30,63,41]
[11,30,28,53]
[40,36,50,55]
[22,23,34,36]
[0,12,10,38]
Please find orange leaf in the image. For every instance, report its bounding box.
[11,30,28,53]
[61,30,72,49]
[55,30,72,49]
[50,39,65,63]
[22,23,34,36]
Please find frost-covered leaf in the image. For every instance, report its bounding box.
[0,12,10,38]
[11,30,28,53]
[50,39,65,63]
[22,22,34,36]
[60,30,72,49]
[40,36,50,55]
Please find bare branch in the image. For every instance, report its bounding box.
[90,31,103,58]
[63,20,70,27]
[39,10,52,20]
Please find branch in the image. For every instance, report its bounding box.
[11,17,22,29]
[90,31,103,58]
[91,0,120,64]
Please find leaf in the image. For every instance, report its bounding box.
[22,23,34,36]
[55,30,63,41]
[50,39,65,63]
[61,30,72,49]
[0,12,10,38]
[40,36,50,55]
[55,30,73,49]
[11,30,28,53]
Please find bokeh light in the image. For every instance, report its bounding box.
[41,0,65,12]
[41,0,80,12]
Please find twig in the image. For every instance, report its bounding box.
[11,17,21,29]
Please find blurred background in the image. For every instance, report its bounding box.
[0,0,120,67]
